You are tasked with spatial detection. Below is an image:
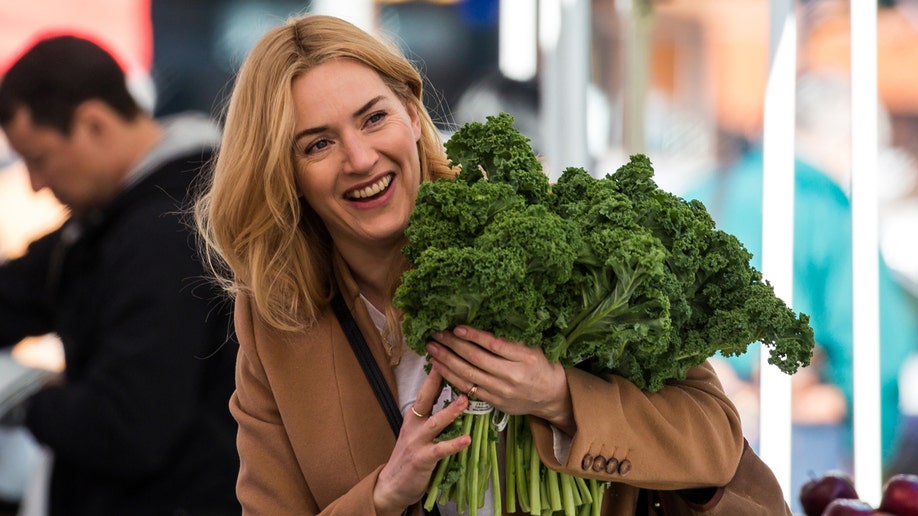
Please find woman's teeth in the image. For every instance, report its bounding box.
[347,174,392,200]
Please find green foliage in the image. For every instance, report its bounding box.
[394,112,814,392]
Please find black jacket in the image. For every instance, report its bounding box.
[0,136,239,515]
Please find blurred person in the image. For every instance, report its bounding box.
[0,143,64,516]
[0,35,240,515]
[193,13,795,515]
[683,72,918,509]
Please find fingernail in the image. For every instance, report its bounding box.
[453,327,467,337]
[432,332,443,340]
[426,343,438,354]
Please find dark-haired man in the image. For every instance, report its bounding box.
[0,35,240,515]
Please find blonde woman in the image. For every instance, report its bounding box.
[195,14,786,515]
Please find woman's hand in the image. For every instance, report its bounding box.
[373,369,471,515]
[426,326,575,435]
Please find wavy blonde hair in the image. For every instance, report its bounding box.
[195,14,453,332]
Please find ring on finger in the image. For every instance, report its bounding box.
[411,405,428,418]
[466,384,479,399]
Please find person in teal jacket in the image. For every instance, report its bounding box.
[684,145,918,472]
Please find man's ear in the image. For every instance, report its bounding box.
[71,100,112,139]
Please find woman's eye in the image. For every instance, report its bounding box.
[306,139,329,154]
[367,111,386,125]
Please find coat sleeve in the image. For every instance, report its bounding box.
[530,361,745,491]
[0,228,60,347]
[231,295,393,515]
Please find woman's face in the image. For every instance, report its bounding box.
[291,58,422,254]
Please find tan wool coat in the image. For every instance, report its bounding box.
[230,255,790,515]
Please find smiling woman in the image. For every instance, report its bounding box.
[193,13,770,516]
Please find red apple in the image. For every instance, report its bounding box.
[879,474,918,516]
[800,470,860,516]
[820,498,875,515]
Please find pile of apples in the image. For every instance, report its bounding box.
[799,471,918,515]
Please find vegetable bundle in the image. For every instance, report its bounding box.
[394,113,815,515]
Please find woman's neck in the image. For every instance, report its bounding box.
[337,239,407,311]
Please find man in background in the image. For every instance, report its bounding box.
[0,35,239,515]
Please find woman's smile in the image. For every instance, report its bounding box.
[345,172,394,201]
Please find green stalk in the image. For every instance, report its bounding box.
[567,473,582,506]
[590,480,603,516]
[505,418,517,513]
[561,472,576,516]
[424,452,453,510]
[477,429,490,508]
[489,438,502,516]
[514,418,530,513]
[574,476,592,505]
[539,474,550,513]
[455,413,475,513]
[468,413,488,516]
[528,437,542,514]
[546,468,562,511]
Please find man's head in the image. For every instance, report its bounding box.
[0,35,146,213]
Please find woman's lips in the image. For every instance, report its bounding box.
[345,173,393,200]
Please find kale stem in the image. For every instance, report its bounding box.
[424,452,452,511]
[489,438,502,516]
[455,413,474,513]
[514,417,530,513]
[574,476,591,505]
[529,440,541,514]
[546,468,562,511]
[590,480,603,516]
[561,472,576,516]
[505,417,517,513]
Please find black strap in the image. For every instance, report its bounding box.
[330,293,442,516]
[331,293,404,436]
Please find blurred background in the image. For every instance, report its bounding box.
[1,1,917,514]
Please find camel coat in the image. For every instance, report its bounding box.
[230,255,789,515]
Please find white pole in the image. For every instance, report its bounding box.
[538,0,590,181]
[616,0,653,156]
[849,0,882,506]
[759,0,796,504]
[500,0,538,82]
[311,0,375,33]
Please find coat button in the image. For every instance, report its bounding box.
[591,455,607,472]
[618,459,632,476]
[604,457,619,475]
[581,454,593,471]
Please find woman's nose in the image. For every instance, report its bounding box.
[341,133,377,174]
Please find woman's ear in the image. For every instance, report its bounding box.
[408,102,422,143]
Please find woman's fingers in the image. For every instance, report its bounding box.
[426,326,573,421]
[426,327,530,395]
[411,368,444,418]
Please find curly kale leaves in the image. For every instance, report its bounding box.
[394,112,814,391]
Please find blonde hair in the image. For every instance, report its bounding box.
[195,14,453,332]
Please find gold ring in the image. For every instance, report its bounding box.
[466,384,479,399]
[410,405,427,418]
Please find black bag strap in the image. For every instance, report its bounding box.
[330,293,442,516]
[331,292,403,436]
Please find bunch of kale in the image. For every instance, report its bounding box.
[395,112,813,392]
